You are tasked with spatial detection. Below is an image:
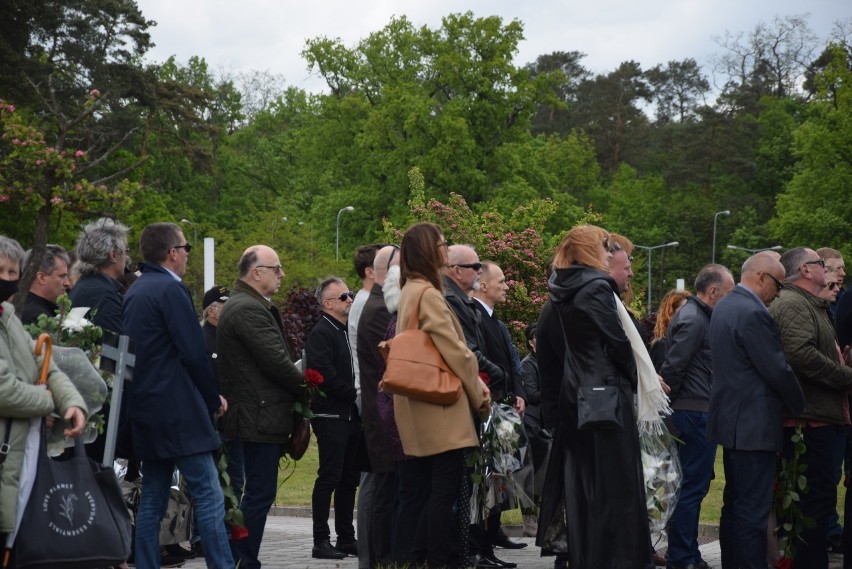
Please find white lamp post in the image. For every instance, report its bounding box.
[634,241,679,309]
[336,206,354,261]
[712,210,730,264]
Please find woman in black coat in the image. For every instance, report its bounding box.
[535,224,654,569]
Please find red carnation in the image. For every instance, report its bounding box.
[774,557,793,569]
[478,371,490,386]
[305,368,324,388]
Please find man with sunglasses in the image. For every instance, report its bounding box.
[707,252,804,569]
[122,223,233,569]
[305,277,360,560]
[442,246,523,567]
[217,245,306,568]
[769,247,852,569]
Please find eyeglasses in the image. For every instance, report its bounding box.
[173,243,192,253]
[452,262,482,271]
[828,282,840,291]
[325,291,355,302]
[803,258,826,269]
[764,272,784,292]
[255,264,283,273]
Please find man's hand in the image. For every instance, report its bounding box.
[514,396,526,417]
[478,383,492,414]
[843,345,852,367]
[63,406,86,438]
[216,395,229,418]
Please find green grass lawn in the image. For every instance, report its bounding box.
[274,442,848,528]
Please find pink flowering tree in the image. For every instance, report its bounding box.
[387,167,567,351]
[0,95,141,311]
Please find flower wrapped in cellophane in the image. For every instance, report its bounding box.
[640,426,682,542]
[470,402,535,523]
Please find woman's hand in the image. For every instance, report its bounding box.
[658,375,671,395]
[62,406,86,438]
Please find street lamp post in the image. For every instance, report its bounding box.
[179,218,197,245]
[634,241,679,309]
[712,210,730,264]
[336,206,355,261]
[726,244,784,254]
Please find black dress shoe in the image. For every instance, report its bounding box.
[164,544,197,559]
[335,539,358,556]
[493,530,528,550]
[694,560,711,569]
[312,540,346,560]
[476,552,517,568]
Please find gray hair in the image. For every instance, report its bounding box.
[75,218,130,276]
[0,236,25,267]
[693,264,732,294]
[779,247,813,280]
[315,276,346,304]
[23,244,71,275]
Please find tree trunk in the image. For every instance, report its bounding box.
[13,201,51,314]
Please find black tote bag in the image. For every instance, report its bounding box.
[14,423,132,569]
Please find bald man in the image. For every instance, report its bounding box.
[218,245,306,569]
[708,253,805,569]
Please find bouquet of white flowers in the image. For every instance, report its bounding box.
[470,402,535,523]
[640,426,681,541]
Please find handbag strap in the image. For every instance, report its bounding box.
[403,286,430,332]
[0,418,10,466]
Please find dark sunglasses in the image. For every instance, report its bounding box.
[173,243,192,253]
[828,282,840,291]
[765,272,783,292]
[603,237,610,250]
[803,258,826,269]
[387,246,399,271]
[608,241,633,262]
[326,291,355,302]
[453,262,482,271]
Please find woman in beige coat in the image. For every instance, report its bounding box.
[392,222,490,568]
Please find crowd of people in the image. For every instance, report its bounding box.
[0,219,851,569]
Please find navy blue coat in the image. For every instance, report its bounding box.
[707,285,805,452]
[121,263,221,460]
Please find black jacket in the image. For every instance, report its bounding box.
[520,352,541,427]
[20,292,56,325]
[306,314,358,421]
[442,276,507,388]
[69,272,124,335]
[658,295,713,411]
[356,283,395,472]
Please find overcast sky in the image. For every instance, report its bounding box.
[134,0,848,93]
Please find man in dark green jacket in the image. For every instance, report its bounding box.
[217,245,305,569]
[770,247,852,569]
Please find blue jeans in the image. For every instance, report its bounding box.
[667,410,716,566]
[136,452,233,569]
[719,448,776,569]
[234,441,283,569]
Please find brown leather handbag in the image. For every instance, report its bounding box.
[379,286,463,406]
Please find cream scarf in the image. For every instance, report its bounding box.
[614,292,672,435]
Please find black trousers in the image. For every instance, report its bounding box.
[394,449,465,568]
[311,417,360,544]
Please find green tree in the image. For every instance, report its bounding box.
[771,44,852,252]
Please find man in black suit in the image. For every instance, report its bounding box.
[471,261,527,565]
[707,252,805,569]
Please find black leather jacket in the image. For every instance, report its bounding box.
[658,296,714,411]
[442,276,508,389]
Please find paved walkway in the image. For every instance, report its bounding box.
[178,515,738,569]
